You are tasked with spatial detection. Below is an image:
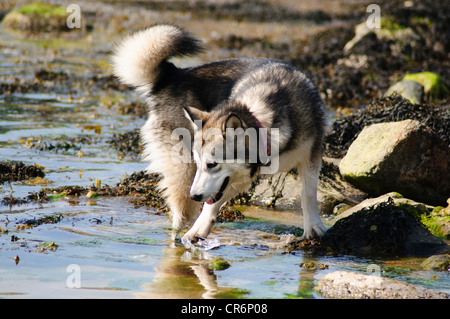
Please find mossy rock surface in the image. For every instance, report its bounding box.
[209,257,231,271]
[16,2,67,17]
[420,205,450,239]
[2,2,70,33]
[339,120,450,206]
[422,254,450,271]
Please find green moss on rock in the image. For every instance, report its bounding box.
[420,207,450,239]
[17,2,67,17]
[2,2,70,33]
[209,257,231,271]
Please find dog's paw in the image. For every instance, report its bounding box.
[180,233,220,250]
[301,222,327,240]
[181,232,204,247]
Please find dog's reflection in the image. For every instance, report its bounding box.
[136,246,222,299]
[136,231,321,299]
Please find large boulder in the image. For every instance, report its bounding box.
[321,197,448,257]
[339,120,450,206]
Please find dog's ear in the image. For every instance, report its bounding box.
[183,107,208,131]
[223,114,245,132]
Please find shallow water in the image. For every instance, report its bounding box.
[0,5,449,299]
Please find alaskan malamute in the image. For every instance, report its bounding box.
[112,24,328,243]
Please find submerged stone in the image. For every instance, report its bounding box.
[209,257,231,271]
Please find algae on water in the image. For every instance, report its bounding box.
[209,257,231,271]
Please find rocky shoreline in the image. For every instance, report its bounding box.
[1,0,449,299]
[2,0,449,253]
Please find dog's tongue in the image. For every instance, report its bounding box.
[206,198,214,205]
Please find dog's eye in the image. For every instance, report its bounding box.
[207,162,218,169]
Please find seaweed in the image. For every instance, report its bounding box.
[0,161,45,184]
[320,198,447,257]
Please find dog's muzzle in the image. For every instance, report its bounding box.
[190,177,230,205]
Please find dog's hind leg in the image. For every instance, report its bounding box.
[298,156,327,239]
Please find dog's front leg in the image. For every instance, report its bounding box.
[299,161,327,239]
[182,202,221,244]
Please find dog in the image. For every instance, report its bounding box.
[112,24,328,243]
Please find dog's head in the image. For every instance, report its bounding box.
[184,105,264,205]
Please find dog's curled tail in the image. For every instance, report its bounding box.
[111,24,203,91]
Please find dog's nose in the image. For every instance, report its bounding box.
[190,194,203,202]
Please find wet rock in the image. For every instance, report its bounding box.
[315,271,448,299]
[209,257,230,271]
[322,197,448,257]
[421,254,450,271]
[332,192,433,222]
[385,80,424,104]
[339,119,450,206]
[0,160,45,184]
[115,100,147,118]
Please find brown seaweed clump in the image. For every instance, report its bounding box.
[0,160,45,184]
